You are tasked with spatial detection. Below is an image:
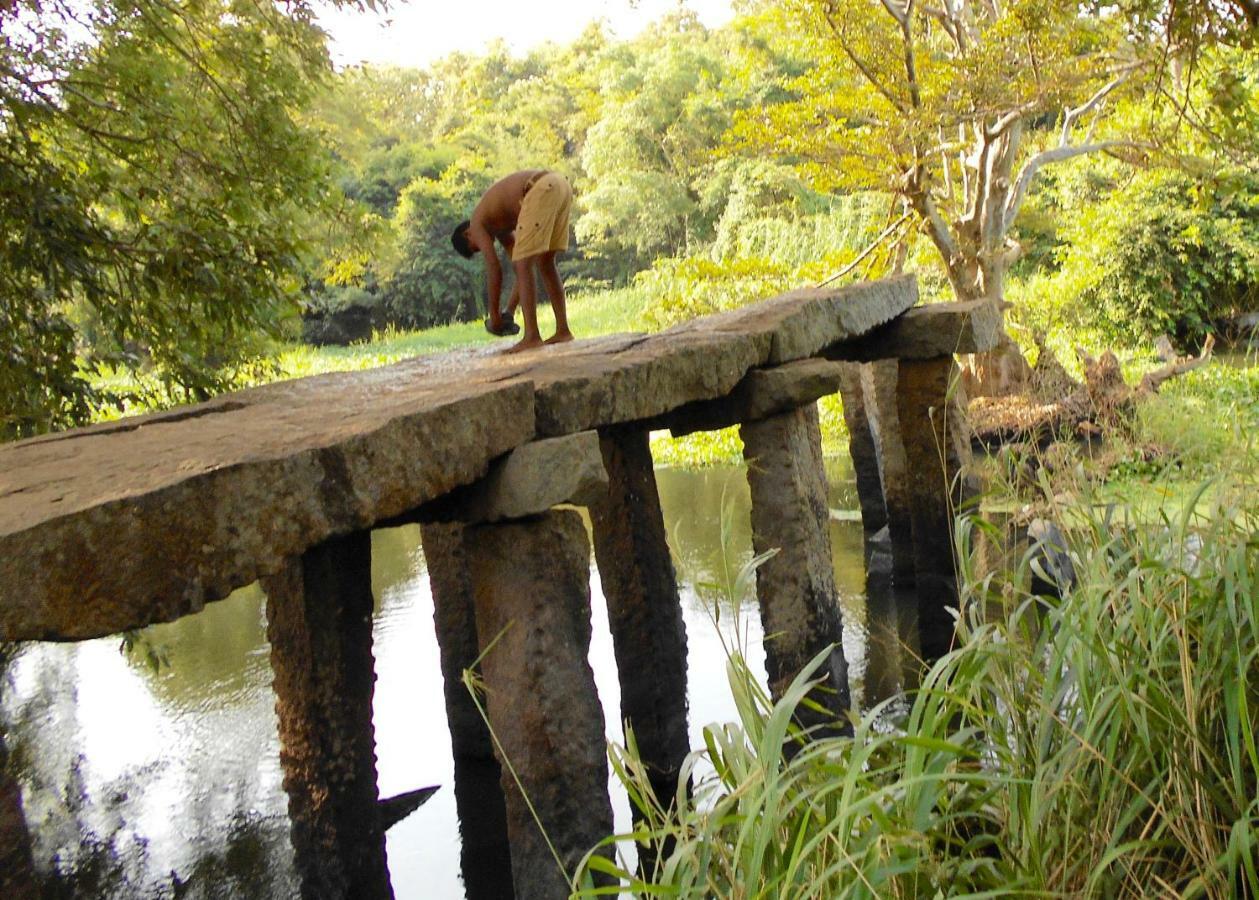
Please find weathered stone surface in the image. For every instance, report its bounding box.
[529,331,766,436]
[828,299,1002,361]
[422,432,607,523]
[0,377,536,641]
[862,361,917,587]
[894,357,976,663]
[262,531,391,900]
[419,523,494,761]
[657,359,845,437]
[837,363,887,535]
[589,426,688,812]
[0,273,920,642]
[466,510,613,900]
[740,404,851,732]
[664,275,918,365]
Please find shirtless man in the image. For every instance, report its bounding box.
[451,169,575,353]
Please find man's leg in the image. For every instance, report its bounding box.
[506,256,544,353]
[539,252,572,344]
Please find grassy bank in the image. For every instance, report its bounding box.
[575,448,1258,897]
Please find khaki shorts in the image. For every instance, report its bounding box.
[512,172,572,262]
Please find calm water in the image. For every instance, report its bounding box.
[0,458,905,898]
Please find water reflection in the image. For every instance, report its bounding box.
[0,459,904,898]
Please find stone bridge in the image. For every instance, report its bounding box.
[0,275,998,898]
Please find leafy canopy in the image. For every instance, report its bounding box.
[0,0,373,438]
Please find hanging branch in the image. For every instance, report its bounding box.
[814,211,912,287]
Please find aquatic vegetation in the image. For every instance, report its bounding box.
[579,461,1258,898]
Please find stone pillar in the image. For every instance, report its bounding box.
[894,357,975,662]
[861,360,917,589]
[263,531,392,900]
[466,510,614,900]
[589,426,689,810]
[419,523,495,762]
[740,403,850,733]
[837,363,887,536]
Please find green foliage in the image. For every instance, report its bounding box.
[580,456,1259,897]
[1013,165,1259,348]
[1,0,363,438]
[1058,171,1259,346]
[382,171,489,327]
[636,257,796,330]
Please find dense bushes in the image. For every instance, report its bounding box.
[1024,171,1259,348]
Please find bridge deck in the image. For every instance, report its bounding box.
[0,276,976,641]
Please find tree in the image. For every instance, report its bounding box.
[1,0,372,439]
[734,1,1176,393]
[382,168,491,327]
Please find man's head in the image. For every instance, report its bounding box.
[451,220,474,258]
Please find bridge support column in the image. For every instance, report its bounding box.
[894,357,975,663]
[466,510,614,900]
[589,426,688,810]
[263,530,392,900]
[740,403,850,733]
[419,523,495,762]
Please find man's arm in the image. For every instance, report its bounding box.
[468,221,503,325]
[503,233,519,316]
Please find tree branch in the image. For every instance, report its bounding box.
[823,7,907,114]
[1006,140,1147,225]
[815,211,911,287]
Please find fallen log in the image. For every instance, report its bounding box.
[969,335,1215,449]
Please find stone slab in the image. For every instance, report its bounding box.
[1,274,919,641]
[263,531,391,899]
[421,432,607,523]
[466,510,614,899]
[662,275,918,365]
[588,426,688,816]
[827,299,1002,361]
[0,376,536,641]
[741,405,851,732]
[656,359,845,437]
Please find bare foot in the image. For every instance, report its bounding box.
[545,331,574,345]
[502,335,544,354]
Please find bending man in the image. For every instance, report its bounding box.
[451,169,575,353]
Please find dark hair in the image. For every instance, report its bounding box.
[451,220,474,258]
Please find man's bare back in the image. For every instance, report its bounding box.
[468,170,548,243]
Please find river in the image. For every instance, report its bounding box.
[0,458,907,898]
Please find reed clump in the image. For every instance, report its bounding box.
[578,458,1258,898]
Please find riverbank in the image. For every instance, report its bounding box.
[577,440,1259,898]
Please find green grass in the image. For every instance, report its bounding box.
[273,282,654,380]
[576,449,1259,898]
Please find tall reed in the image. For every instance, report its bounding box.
[576,462,1258,897]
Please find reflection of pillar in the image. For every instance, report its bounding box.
[861,361,917,590]
[263,531,392,900]
[0,732,36,898]
[894,357,975,663]
[420,523,494,762]
[466,510,614,900]
[740,404,851,733]
[452,756,515,900]
[837,364,887,536]
[589,426,689,810]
